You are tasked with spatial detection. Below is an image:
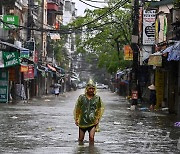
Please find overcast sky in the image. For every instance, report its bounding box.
[72,0,107,16]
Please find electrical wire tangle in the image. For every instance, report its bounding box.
[0,0,130,35]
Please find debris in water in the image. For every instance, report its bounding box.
[113,121,121,125]
[174,122,180,127]
[137,122,143,125]
[11,116,18,119]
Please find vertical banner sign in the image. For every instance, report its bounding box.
[34,50,38,63]
[155,70,164,109]
[143,10,156,45]
[0,51,4,68]
[139,7,143,38]
[0,69,8,103]
[0,15,3,28]
[124,45,133,60]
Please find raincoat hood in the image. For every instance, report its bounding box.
[85,79,97,95]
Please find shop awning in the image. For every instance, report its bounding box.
[148,51,162,66]
[0,40,20,52]
[0,40,30,53]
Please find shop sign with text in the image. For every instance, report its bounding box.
[3,15,19,30]
[0,70,8,103]
[24,65,34,80]
[124,45,133,60]
[3,51,20,67]
[143,10,156,45]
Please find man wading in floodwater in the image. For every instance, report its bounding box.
[74,79,104,144]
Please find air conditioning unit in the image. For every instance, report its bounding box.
[172,9,180,23]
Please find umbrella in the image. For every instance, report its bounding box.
[50,83,61,88]
[162,41,180,61]
[162,45,174,54]
[167,41,180,61]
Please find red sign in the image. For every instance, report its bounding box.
[132,90,138,99]
[34,50,38,63]
[24,65,34,80]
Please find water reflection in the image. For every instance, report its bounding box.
[73,142,101,154]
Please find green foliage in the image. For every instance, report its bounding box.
[174,0,180,8]
[52,25,70,70]
[70,0,132,74]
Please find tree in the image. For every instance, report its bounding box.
[70,0,132,75]
[53,25,70,70]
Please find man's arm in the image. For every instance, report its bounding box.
[74,95,82,126]
[95,96,104,124]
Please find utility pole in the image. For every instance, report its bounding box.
[131,0,139,106]
[40,0,44,63]
[27,0,32,40]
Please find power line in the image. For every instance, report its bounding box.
[79,0,104,9]
[72,0,130,31]
[82,0,107,3]
[0,0,130,35]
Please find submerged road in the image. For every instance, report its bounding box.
[0,89,180,154]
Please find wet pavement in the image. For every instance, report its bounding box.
[0,89,180,154]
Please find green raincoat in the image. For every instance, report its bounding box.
[74,81,104,128]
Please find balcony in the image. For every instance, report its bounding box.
[47,2,59,11]
[47,3,63,15]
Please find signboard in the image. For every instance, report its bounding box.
[124,45,133,60]
[34,50,38,63]
[3,51,20,67]
[24,41,35,51]
[143,10,156,45]
[20,65,28,72]
[148,55,162,67]
[24,65,34,80]
[0,51,4,68]
[132,90,138,99]
[0,15,3,28]
[0,69,8,103]
[3,15,19,30]
[20,49,29,58]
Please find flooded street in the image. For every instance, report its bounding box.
[0,89,180,154]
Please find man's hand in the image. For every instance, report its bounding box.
[75,120,79,126]
[95,119,99,125]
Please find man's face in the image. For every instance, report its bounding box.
[87,87,95,96]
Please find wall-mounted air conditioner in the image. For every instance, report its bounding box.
[172,9,180,23]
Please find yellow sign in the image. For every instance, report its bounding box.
[155,69,164,109]
[124,45,133,60]
[20,65,28,72]
[148,55,162,66]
